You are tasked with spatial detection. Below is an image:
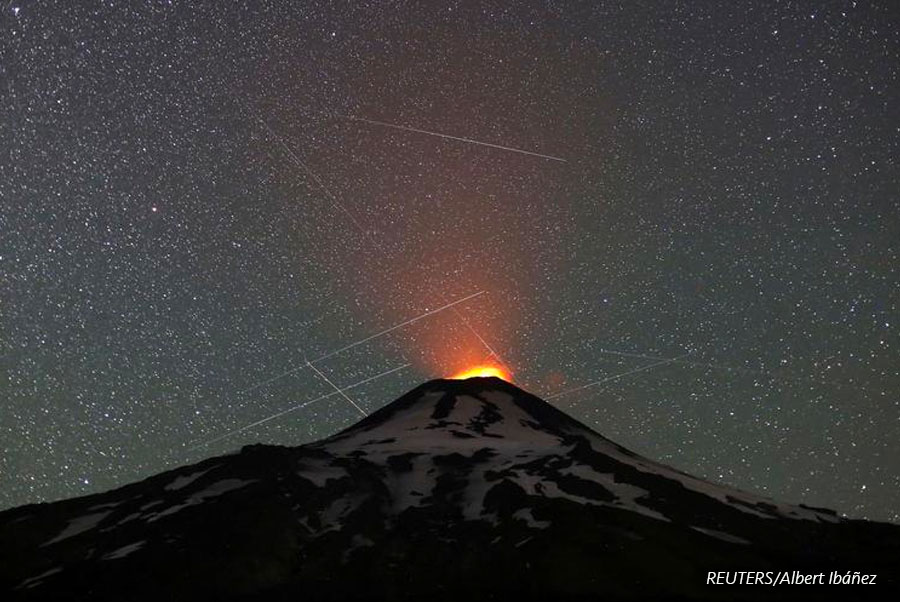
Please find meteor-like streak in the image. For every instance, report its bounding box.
[187,363,410,452]
[595,349,836,387]
[595,348,759,375]
[258,117,375,242]
[346,115,567,163]
[238,290,485,395]
[307,360,368,417]
[451,306,514,377]
[264,114,503,365]
[307,290,486,365]
[546,354,689,401]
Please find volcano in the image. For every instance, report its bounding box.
[1,377,897,601]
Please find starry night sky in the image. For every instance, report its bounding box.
[2,1,898,522]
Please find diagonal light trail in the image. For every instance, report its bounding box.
[258,113,502,369]
[307,361,368,417]
[237,367,307,397]
[257,116,375,242]
[450,306,515,377]
[187,363,410,452]
[595,348,759,375]
[238,290,485,395]
[307,290,486,365]
[595,348,845,388]
[346,115,567,163]
[546,354,689,400]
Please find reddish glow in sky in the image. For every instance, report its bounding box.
[449,363,511,382]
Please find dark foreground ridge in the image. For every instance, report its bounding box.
[1,377,897,601]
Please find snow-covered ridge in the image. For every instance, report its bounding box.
[5,376,844,592]
[304,377,839,527]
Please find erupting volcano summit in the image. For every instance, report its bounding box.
[1,378,897,601]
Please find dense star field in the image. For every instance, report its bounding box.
[1,2,897,522]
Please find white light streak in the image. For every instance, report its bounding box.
[310,290,485,365]
[238,290,485,395]
[546,354,689,400]
[307,361,368,417]
[187,363,409,452]
[261,113,503,367]
[346,115,567,163]
[258,116,376,243]
[451,306,514,377]
[595,348,758,375]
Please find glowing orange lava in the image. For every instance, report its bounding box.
[449,364,511,381]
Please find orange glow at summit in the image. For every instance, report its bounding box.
[449,364,511,381]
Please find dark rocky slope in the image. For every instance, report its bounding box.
[1,377,897,600]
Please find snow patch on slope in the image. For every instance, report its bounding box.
[165,467,217,491]
[102,540,146,560]
[147,479,256,522]
[691,526,751,545]
[513,508,551,529]
[15,567,63,590]
[581,434,836,522]
[298,461,349,487]
[42,511,112,546]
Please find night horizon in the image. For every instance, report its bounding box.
[1,1,898,525]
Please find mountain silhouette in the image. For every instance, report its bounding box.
[1,377,897,601]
